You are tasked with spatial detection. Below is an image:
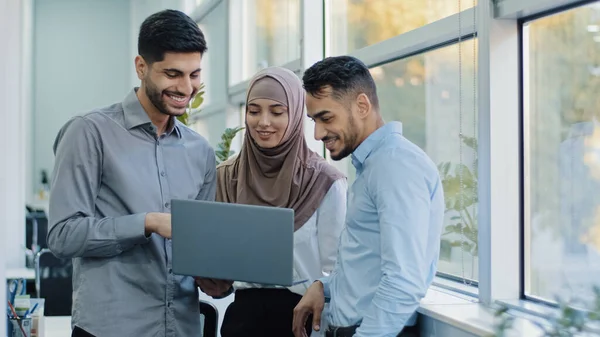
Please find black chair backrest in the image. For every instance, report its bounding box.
[35,249,73,316]
[199,300,218,337]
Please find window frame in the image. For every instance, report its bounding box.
[183,0,600,309]
[226,0,303,88]
[517,0,600,307]
[323,4,484,290]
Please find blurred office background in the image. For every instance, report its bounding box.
[1,0,600,336]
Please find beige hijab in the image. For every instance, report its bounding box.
[216,67,345,231]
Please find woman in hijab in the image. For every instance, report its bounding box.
[217,66,347,337]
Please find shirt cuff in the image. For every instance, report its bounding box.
[114,213,150,250]
[318,276,331,299]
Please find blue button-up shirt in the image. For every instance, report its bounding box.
[320,121,445,337]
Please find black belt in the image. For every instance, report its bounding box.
[325,325,358,337]
[325,324,419,337]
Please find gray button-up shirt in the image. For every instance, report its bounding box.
[48,88,216,337]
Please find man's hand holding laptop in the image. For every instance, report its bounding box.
[196,277,233,298]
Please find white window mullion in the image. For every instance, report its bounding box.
[477,0,522,305]
[300,0,325,155]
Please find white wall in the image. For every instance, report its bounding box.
[30,0,190,196]
[31,0,132,197]
[1,0,30,270]
[129,0,187,87]
[1,0,32,333]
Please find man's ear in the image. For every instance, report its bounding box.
[355,93,372,119]
[135,55,147,80]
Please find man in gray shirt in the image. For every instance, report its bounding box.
[47,9,231,337]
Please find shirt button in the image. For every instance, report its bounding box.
[168,268,173,274]
[160,171,166,177]
[167,302,171,308]
[165,202,170,208]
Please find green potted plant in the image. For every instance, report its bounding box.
[215,126,245,164]
[437,135,479,264]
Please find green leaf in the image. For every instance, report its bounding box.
[191,95,204,109]
[190,83,205,109]
[214,126,245,163]
[460,134,478,150]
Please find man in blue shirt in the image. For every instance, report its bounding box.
[292,56,445,337]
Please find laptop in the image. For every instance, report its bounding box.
[171,199,295,286]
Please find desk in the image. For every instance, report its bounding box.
[43,316,71,337]
[6,268,35,280]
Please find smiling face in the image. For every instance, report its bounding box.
[305,87,363,161]
[136,51,202,117]
[246,98,289,148]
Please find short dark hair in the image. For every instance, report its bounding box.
[138,9,207,64]
[302,56,379,109]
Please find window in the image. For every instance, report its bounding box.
[197,1,228,107]
[191,112,227,148]
[523,3,600,304]
[332,39,478,281]
[325,0,476,55]
[229,0,301,85]
[198,22,212,107]
[227,104,247,155]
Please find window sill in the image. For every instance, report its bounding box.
[418,286,548,336]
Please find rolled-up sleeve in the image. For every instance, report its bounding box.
[354,151,432,337]
[47,117,149,259]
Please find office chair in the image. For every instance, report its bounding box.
[199,300,218,337]
[35,249,73,316]
[25,210,49,267]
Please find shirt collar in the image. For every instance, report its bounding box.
[123,88,182,138]
[351,121,403,169]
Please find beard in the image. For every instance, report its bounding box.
[329,114,358,161]
[143,77,186,117]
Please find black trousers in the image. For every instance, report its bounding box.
[325,324,420,337]
[221,288,312,337]
[71,326,96,337]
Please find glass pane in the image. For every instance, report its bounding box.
[191,112,227,149]
[192,108,245,158]
[226,105,247,155]
[524,3,600,303]
[326,0,476,55]
[331,40,478,281]
[229,0,301,85]
[197,1,227,106]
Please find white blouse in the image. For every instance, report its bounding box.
[233,178,348,295]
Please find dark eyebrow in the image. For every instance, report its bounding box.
[164,68,183,75]
[163,68,201,75]
[308,110,331,119]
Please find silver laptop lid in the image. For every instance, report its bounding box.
[171,199,294,286]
